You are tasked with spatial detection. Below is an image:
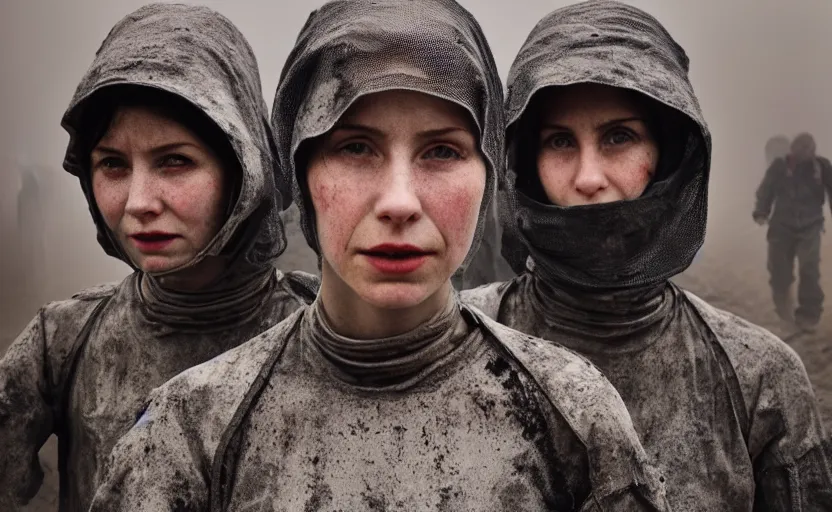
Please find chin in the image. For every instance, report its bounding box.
[137,255,184,274]
[358,281,438,310]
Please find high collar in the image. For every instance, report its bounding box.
[304,292,474,390]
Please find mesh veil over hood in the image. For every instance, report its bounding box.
[271,0,504,273]
[501,0,711,291]
[61,3,289,280]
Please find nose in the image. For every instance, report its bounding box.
[573,149,609,197]
[124,165,164,220]
[373,157,422,225]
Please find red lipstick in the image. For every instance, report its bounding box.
[360,243,433,274]
[129,231,179,252]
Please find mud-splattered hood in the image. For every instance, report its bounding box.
[61,3,289,278]
[501,0,711,291]
[271,0,504,273]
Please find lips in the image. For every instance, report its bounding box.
[359,243,434,274]
[129,232,179,252]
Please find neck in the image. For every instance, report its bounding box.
[529,270,672,339]
[318,261,452,339]
[150,256,228,292]
[137,258,277,332]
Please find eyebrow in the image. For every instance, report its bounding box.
[91,142,200,155]
[541,117,645,131]
[331,123,471,138]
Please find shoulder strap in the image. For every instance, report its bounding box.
[58,294,113,414]
[55,293,113,506]
[209,310,303,511]
[461,305,662,503]
[680,290,751,442]
[459,279,516,320]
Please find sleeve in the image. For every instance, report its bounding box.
[89,385,210,512]
[749,346,832,510]
[0,311,55,510]
[820,158,832,216]
[753,160,779,221]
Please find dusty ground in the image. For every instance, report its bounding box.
[3,213,831,510]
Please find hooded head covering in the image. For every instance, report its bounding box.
[271,0,504,273]
[501,0,711,291]
[61,3,289,281]
[765,135,791,167]
[790,132,816,163]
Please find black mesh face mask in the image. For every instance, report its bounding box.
[270,0,505,274]
[61,3,288,278]
[500,0,712,291]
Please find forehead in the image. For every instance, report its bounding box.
[97,105,198,145]
[337,90,476,133]
[539,83,648,123]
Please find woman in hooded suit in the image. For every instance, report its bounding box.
[0,4,316,510]
[463,1,832,509]
[89,1,670,510]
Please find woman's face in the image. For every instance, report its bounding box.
[91,106,227,274]
[535,83,659,206]
[307,90,486,310]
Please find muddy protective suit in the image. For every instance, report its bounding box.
[89,1,669,510]
[754,136,832,326]
[462,1,832,510]
[0,4,318,511]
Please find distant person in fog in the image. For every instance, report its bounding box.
[16,167,47,309]
[0,4,317,511]
[754,132,832,331]
[764,134,791,167]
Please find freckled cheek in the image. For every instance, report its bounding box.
[310,176,364,261]
[537,157,573,202]
[614,149,657,196]
[309,176,335,215]
[425,180,483,254]
[92,176,128,233]
[170,176,226,236]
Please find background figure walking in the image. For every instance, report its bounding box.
[754,133,832,331]
[16,166,47,310]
